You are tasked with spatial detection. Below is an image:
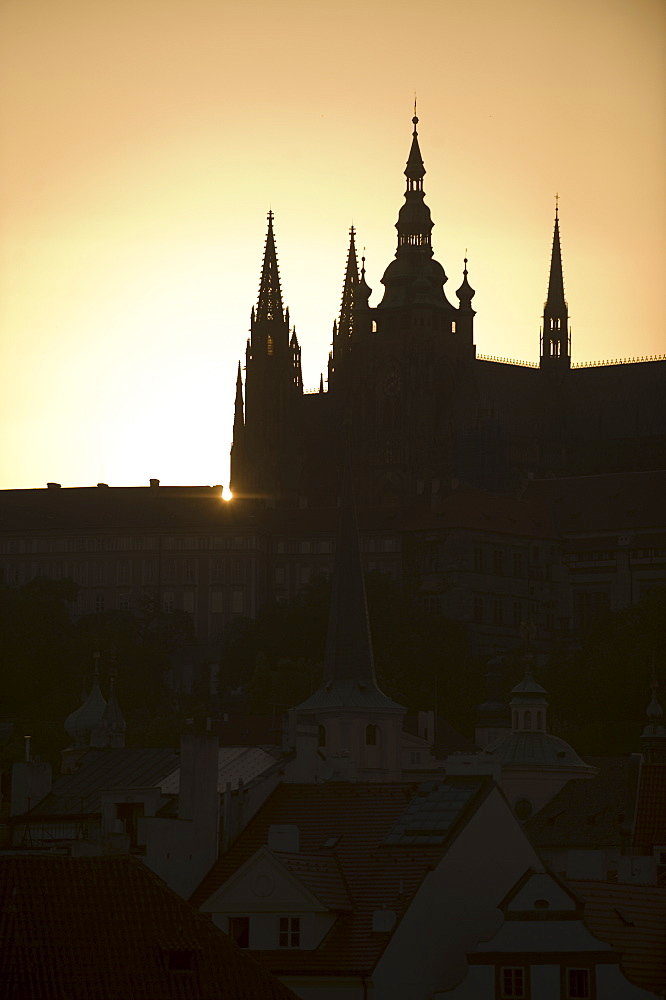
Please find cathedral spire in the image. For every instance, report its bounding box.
[540,196,570,368]
[256,211,284,323]
[395,111,434,258]
[335,226,359,355]
[233,361,244,431]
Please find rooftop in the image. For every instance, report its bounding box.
[0,854,299,1000]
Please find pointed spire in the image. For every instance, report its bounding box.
[336,226,359,352]
[256,211,284,323]
[545,196,566,311]
[233,362,244,430]
[405,109,426,182]
[319,373,324,393]
[540,197,570,367]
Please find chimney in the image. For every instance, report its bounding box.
[46,482,61,490]
[150,479,160,488]
[267,824,300,853]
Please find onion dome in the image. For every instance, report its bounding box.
[356,256,372,307]
[456,257,476,308]
[65,670,107,747]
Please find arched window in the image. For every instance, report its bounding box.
[536,711,543,730]
[318,725,326,748]
[365,724,378,746]
[524,710,532,730]
[513,711,519,730]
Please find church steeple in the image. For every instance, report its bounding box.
[641,669,666,763]
[331,227,360,375]
[395,111,434,258]
[256,210,284,323]
[540,197,570,369]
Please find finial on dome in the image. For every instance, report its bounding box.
[555,192,559,218]
[413,94,418,132]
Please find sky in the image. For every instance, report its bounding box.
[0,0,664,492]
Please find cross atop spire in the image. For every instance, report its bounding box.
[256,210,284,323]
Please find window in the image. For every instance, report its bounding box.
[229,916,249,948]
[493,599,503,625]
[474,597,484,623]
[163,591,174,613]
[318,725,326,747]
[278,916,300,948]
[500,966,526,997]
[513,552,523,577]
[232,589,244,613]
[566,969,590,999]
[365,724,378,746]
[493,550,505,575]
[95,593,105,613]
[118,591,131,612]
[474,547,484,573]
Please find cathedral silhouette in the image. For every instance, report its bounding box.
[230,114,665,508]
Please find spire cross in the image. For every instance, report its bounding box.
[412,93,418,133]
[555,192,559,217]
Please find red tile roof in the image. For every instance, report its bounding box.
[0,854,299,1000]
[568,879,666,996]
[191,778,492,976]
[633,763,666,857]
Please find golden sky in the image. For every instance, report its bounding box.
[0,0,664,490]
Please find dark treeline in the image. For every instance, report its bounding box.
[0,576,663,767]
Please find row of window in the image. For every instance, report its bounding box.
[67,587,246,617]
[501,965,591,998]
[229,915,300,949]
[0,534,260,555]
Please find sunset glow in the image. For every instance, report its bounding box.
[1,0,664,490]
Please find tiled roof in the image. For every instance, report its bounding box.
[384,778,485,845]
[633,762,666,856]
[24,747,180,817]
[273,851,353,911]
[526,756,641,848]
[0,854,299,1000]
[192,778,492,975]
[567,878,666,996]
[159,746,282,794]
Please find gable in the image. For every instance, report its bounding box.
[200,847,327,914]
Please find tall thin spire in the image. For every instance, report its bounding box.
[540,197,570,367]
[256,211,284,323]
[233,361,244,431]
[336,226,359,353]
[545,196,566,311]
